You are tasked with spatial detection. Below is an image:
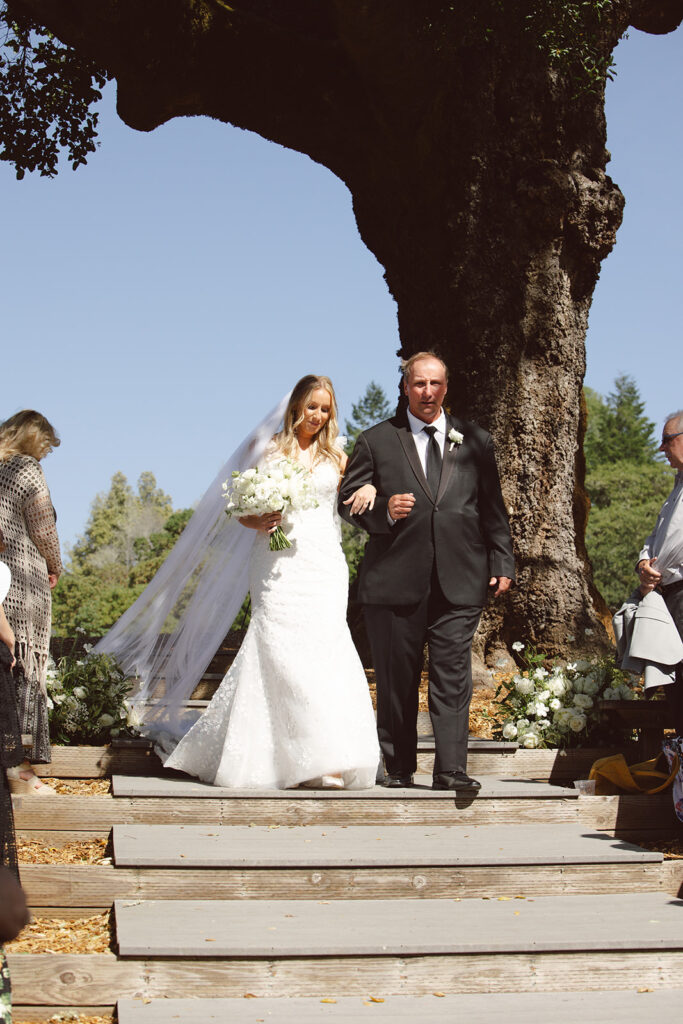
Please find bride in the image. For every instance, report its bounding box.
[162,374,379,790]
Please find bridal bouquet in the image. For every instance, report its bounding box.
[223,458,318,550]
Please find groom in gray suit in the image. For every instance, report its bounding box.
[339,352,515,790]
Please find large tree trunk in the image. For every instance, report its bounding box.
[15,0,683,662]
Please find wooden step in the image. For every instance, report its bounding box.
[116,989,683,1023]
[111,823,659,868]
[114,892,683,958]
[13,789,678,832]
[23,858,680,911]
[111,774,578,800]
[22,852,682,912]
[33,744,161,779]
[9,945,683,1005]
[28,743,631,782]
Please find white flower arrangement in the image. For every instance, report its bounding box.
[448,427,464,452]
[46,649,134,745]
[223,457,318,550]
[494,642,641,749]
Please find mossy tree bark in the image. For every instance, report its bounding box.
[14,0,683,661]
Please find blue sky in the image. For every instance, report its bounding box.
[1,25,680,551]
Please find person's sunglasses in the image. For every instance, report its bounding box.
[660,431,683,445]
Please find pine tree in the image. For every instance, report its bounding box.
[584,375,660,469]
[53,473,190,635]
[340,381,393,582]
[344,381,393,451]
[583,376,673,609]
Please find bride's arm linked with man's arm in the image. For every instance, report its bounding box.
[339,434,393,533]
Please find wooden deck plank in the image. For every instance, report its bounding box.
[111,823,660,867]
[9,952,683,1003]
[12,1007,114,1022]
[17,829,110,845]
[662,860,683,896]
[111,774,578,799]
[13,792,676,829]
[20,861,667,907]
[114,892,683,957]
[25,743,637,780]
[33,746,160,779]
[116,990,683,1024]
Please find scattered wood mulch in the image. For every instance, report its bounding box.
[40,779,111,796]
[6,912,113,954]
[18,837,108,865]
[637,837,683,859]
[366,669,501,738]
[15,1015,113,1024]
[469,687,498,739]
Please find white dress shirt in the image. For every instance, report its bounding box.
[387,408,447,526]
[406,407,447,476]
[638,472,683,584]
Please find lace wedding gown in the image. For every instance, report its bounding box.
[164,450,379,789]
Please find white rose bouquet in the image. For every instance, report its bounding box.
[493,642,641,749]
[223,457,318,551]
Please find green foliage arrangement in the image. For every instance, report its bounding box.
[583,375,673,609]
[493,641,639,749]
[0,1,109,177]
[46,642,134,745]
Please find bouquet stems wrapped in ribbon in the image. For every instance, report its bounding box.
[223,457,318,551]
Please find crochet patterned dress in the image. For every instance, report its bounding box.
[0,456,62,763]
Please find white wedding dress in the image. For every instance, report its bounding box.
[164,447,379,789]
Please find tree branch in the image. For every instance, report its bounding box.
[628,0,683,35]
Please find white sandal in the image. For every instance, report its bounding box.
[299,774,344,790]
[321,774,344,789]
[300,774,344,790]
[6,763,56,796]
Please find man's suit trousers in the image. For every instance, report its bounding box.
[364,569,482,777]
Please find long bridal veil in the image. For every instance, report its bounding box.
[95,393,290,753]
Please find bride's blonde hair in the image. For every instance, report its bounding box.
[276,375,343,470]
[0,410,60,462]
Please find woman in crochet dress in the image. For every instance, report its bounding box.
[0,412,62,795]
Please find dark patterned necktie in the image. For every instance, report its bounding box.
[423,425,442,494]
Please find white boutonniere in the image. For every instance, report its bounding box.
[448,427,464,452]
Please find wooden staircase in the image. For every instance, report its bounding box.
[9,729,683,1022]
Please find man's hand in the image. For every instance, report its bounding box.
[637,558,661,597]
[489,576,512,598]
[48,573,59,590]
[387,493,415,520]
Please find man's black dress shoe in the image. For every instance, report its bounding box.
[383,774,414,788]
[432,771,481,792]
